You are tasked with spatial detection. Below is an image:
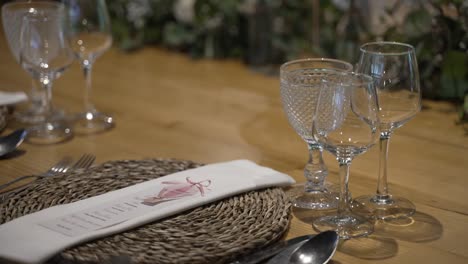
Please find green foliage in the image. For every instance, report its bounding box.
[440,51,468,99]
[406,1,468,125]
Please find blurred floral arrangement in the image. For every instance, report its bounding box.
[108,0,468,129]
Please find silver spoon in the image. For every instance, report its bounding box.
[0,129,27,157]
[267,231,339,264]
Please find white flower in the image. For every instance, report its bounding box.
[173,0,196,24]
[205,15,222,30]
[238,0,257,15]
[332,0,350,11]
[368,0,419,35]
[126,0,152,29]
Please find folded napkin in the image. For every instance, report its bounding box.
[0,160,295,264]
[0,91,27,106]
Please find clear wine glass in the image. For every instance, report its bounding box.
[353,42,422,219]
[2,1,66,125]
[312,70,380,239]
[280,58,353,210]
[19,9,74,144]
[62,0,114,134]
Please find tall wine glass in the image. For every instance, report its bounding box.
[2,1,66,125]
[62,0,114,134]
[280,58,353,210]
[312,70,380,239]
[353,42,422,219]
[19,9,74,144]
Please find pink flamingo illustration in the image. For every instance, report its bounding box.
[142,177,211,206]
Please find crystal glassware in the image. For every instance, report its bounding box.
[19,9,74,144]
[312,70,380,239]
[280,58,353,210]
[353,42,422,219]
[2,1,66,125]
[63,0,114,134]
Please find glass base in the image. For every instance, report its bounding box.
[73,111,114,135]
[26,120,72,145]
[287,182,339,210]
[313,213,374,239]
[14,105,65,125]
[352,195,416,220]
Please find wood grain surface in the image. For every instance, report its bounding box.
[0,31,467,263]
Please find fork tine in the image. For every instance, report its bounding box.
[70,154,88,170]
[81,154,95,169]
[70,154,95,170]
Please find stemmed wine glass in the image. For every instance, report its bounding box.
[312,70,380,239]
[2,1,66,125]
[62,0,114,134]
[280,58,353,210]
[19,9,74,144]
[353,42,422,219]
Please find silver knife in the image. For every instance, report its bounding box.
[230,235,315,264]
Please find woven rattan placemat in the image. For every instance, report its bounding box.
[0,159,292,264]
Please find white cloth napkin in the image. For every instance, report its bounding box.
[0,91,27,106]
[0,160,295,264]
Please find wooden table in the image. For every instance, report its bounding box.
[0,32,467,263]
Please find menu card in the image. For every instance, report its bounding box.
[39,176,213,237]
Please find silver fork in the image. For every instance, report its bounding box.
[0,154,95,192]
[0,157,73,192]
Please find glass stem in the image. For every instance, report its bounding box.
[39,76,53,121]
[30,79,45,111]
[304,144,328,192]
[337,158,352,217]
[376,133,392,200]
[30,79,48,111]
[82,60,95,113]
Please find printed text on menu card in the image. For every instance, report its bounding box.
[39,177,212,237]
